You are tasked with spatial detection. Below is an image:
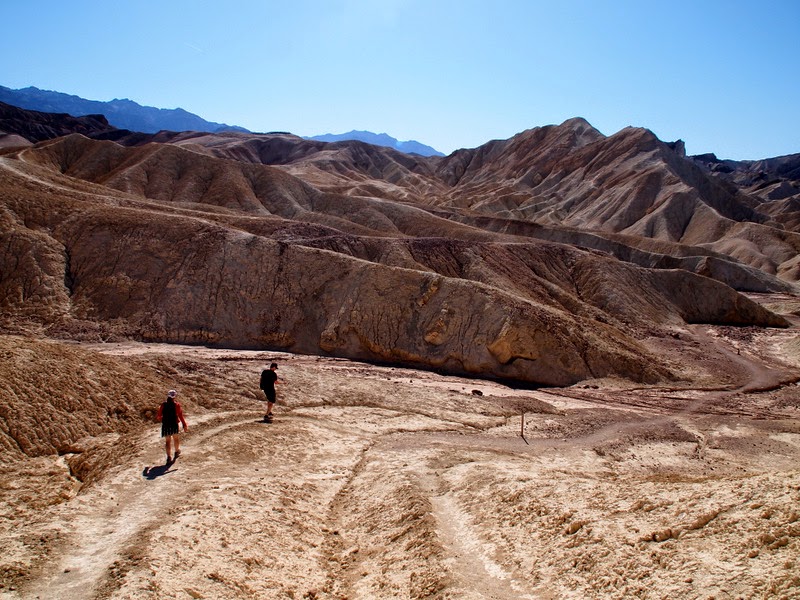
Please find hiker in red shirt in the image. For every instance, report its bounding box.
[156,389,188,464]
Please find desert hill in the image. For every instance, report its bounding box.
[1,104,800,599]
[2,126,792,387]
[110,119,799,286]
[0,103,796,424]
[692,151,800,201]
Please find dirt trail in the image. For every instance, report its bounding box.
[22,412,260,600]
[16,403,562,599]
[419,471,536,600]
[689,325,798,394]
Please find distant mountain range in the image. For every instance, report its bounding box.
[0,85,444,156]
[0,85,247,135]
[306,131,444,157]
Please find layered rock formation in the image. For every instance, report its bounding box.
[137,120,799,289]
[1,107,795,386]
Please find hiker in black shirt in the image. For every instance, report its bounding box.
[259,362,281,422]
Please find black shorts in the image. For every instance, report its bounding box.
[263,389,276,403]
[162,423,180,437]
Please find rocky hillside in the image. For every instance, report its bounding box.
[692,151,800,234]
[1,106,796,387]
[142,121,799,286]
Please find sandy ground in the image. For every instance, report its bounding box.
[1,315,799,599]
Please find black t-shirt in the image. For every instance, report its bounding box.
[260,369,277,392]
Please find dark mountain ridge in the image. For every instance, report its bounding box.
[0,85,246,135]
[0,100,118,145]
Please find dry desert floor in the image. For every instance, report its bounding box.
[1,304,799,599]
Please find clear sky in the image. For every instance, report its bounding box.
[1,0,798,159]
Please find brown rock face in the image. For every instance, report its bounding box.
[0,108,794,386]
[18,205,674,385]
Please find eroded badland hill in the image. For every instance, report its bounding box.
[1,106,799,599]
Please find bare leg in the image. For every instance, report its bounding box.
[174,434,181,458]
[165,436,173,463]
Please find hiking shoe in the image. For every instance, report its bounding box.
[174,450,181,459]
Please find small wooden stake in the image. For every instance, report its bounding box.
[520,411,529,445]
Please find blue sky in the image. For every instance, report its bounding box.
[1,0,798,159]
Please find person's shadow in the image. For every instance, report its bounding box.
[142,462,175,479]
